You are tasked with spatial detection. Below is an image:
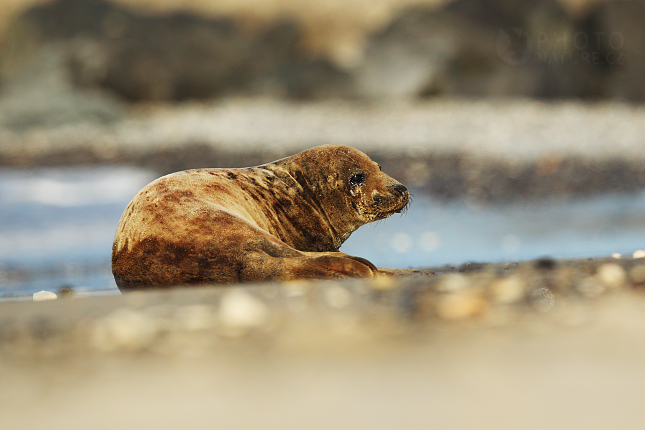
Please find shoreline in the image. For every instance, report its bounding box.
[2,98,645,202]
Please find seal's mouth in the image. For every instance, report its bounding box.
[366,184,410,220]
[391,200,410,215]
[376,198,410,219]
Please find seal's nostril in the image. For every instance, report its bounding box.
[389,184,408,196]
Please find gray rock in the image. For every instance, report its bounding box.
[356,0,599,99]
[583,0,645,101]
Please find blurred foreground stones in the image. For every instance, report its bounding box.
[3,256,645,355]
[3,256,645,429]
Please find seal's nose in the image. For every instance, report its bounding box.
[389,183,408,198]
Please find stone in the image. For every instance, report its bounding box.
[174,305,217,331]
[633,250,645,259]
[436,290,487,320]
[91,308,160,351]
[322,284,353,310]
[489,276,526,304]
[628,265,645,285]
[596,263,626,289]
[436,273,470,293]
[218,290,269,337]
[33,290,57,301]
[577,276,606,298]
[529,287,555,312]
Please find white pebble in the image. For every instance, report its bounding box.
[218,290,269,336]
[322,284,352,309]
[92,308,159,351]
[529,287,555,312]
[633,250,645,259]
[175,305,217,331]
[436,273,470,293]
[33,290,57,301]
[489,276,526,304]
[436,290,486,320]
[577,277,605,298]
[596,263,626,289]
[612,253,622,259]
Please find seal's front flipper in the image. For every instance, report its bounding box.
[242,248,378,281]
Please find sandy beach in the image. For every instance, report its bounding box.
[3,257,645,429]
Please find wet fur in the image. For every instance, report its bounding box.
[112,145,409,290]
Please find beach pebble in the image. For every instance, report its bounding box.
[489,276,526,304]
[92,308,160,351]
[577,276,605,298]
[612,253,622,259]
[628,265,645,284]
[436,273,470,293]
[529,287,555,312]
[33,290,57,301]
[596,263,626,289]
[633,250,645,259]
[436,290,486,320]
[174,305,217,331]
[284,282,310,313]
[218,290,269,336]
[322,284,352,309]
[371,274,396,290]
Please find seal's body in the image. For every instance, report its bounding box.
[112,145,409,290]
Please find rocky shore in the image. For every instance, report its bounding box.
[2,98,645,202]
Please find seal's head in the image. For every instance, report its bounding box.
[268,145,410,243]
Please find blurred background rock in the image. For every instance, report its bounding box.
[1,0,643,108]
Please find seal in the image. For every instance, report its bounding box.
[112,144,409,290]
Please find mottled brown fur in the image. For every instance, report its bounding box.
[112,145,409,290]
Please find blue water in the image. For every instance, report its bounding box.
[1,166,645,298]
[342,193,645,268]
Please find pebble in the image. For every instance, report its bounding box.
[58,286,75,298]
[529,287,555,312]
[633,250,645,259]
[283,281,310,313]
[489,276,526,304]
[596,263,626,289]
[436,273,470,293]
[371,274,397,290]
[91,308,160,352]
[436,290,487,320]
[174,305,217,331]
[576,276,605,298]
[33,290,57,301]
[218,290,269,337]
[628,264,645,284]
[322,284,353,310]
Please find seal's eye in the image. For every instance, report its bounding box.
[349,173,365,187]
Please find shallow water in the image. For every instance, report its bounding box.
[1,166,644,298]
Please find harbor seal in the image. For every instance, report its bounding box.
[112,144,409,290]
